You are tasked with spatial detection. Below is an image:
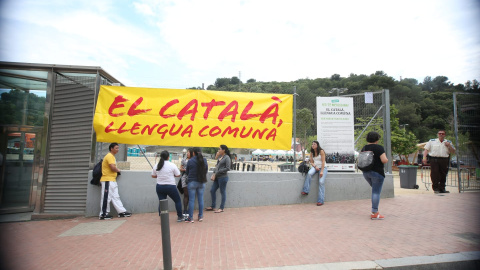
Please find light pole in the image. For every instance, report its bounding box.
[400,124,409,130]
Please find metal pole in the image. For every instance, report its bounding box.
[159,199,172,270]
[453,92,461,193]
[137,144,154,169]
[383,89,392,174]
[293,86,297,169]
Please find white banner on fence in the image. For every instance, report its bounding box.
[316,97,356,171]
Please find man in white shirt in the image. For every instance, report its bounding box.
[423,130,456,194]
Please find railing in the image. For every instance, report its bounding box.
[230,162,273,172]
[420,165,480,191]
[125,153,288,172]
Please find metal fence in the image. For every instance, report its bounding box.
[453,92,480,191]
[94,89,391,173]
[231,162,274,172]
[342,90,392,173]
[94,143,281,172]
[420,166,477,191]
[95,143,183,171]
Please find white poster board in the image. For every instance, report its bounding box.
[316,97,355,171]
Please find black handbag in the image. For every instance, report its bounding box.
[177,179,184,194]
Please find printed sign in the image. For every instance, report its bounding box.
[316,97,356,171]
[94,86,293,149]
[364,92,373,103]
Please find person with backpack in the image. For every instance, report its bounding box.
[99,143,132,220]
[361,132,388,220]
[301,140,328,206]
[90,159,103,186]
[185,147,208,223]
[151,150,184,222]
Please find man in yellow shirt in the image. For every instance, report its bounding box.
[99,143,132,220]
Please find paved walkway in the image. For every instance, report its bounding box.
[0,177,479,270]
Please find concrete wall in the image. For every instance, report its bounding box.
[86,171,394,217]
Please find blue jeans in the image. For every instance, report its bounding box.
[362,171,385,213]
[302,167,328,203]
[188,181,206,219]
[156,184,183,219]
[210,176,229,210]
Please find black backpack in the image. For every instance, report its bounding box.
[298,161,310,176]
[357,151,374,171]
[90,159,103,186]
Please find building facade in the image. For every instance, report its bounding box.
[0,62,124,216]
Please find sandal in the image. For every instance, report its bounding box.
[205,207,215,211]
[214,209,224,213]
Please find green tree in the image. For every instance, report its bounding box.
[214,78,230,88]
[230,76,241,85]
[296,108,314,160]
[354,117,384,151]
[330,74,341,81]
[432,76,450,92]
[206,71,478,154]
[395,101,422,127]
[472,79,480,92]
[362,72,395,89]
[0,90,45,126]
[421,76,433,92]
[390,105,419,164]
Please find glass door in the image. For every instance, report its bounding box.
[0,67,48,213]
[0,127,39,212]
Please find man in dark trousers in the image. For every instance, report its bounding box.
[423,130,456,194]
[99,143,132,220]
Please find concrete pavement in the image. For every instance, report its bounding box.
[0,175,479,270]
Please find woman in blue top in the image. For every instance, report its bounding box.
[185,147,208,223]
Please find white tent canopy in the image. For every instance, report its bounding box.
[263,149,275,155]
[252,149,264,155]
[275,150,287,156]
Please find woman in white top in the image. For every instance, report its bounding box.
[301,140,328,206]
[151,150,183,222]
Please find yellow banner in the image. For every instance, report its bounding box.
[93,86,293,149]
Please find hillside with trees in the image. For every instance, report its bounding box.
[196,72,479,146]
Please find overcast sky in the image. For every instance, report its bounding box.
[1,0,479,88]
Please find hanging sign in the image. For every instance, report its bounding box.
[94,86,293,149]
[316,97,356,171]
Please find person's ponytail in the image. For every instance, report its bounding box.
[193,147,207,182]
[156,150,169,171]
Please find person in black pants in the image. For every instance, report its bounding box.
[423,129,456,193]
